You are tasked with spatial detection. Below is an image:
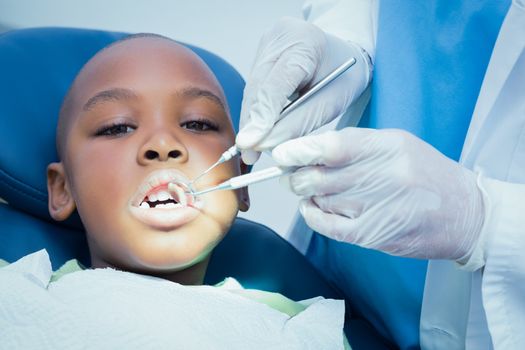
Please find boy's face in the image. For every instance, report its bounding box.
[47,37,249,277]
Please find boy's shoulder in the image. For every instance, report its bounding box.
[0,258,8,268]
[219,280,307,317]
[50,259,85,282]
[0,256,84,282]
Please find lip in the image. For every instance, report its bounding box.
[131,168,197,207]
[129,169,203,230]
[129,205,201,230]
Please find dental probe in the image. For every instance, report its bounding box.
[191,166,292,196]
[189,145,238,185]
[189,56,357,185]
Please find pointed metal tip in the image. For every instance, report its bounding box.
[190,160,219,185]
[192,182,230,197]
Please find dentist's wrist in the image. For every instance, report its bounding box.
[456,174,490,270]
[455,175,525,272]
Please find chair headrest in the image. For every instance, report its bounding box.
[0,27,244,229]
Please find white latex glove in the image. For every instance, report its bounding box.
[236,17,371,164]
[272,127,486,261]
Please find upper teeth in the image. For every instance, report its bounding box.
[147,190,173,203]
[140,189,180,209]
[156,191,171,201]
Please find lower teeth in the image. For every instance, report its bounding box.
[155,202,179,209]
[139,201,181,209]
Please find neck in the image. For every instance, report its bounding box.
[151,257,210,285]
[90,255,211,286]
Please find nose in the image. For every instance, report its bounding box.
[138,130,189,165]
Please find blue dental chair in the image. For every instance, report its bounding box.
[0,26,338,300]
[0,27,390,349]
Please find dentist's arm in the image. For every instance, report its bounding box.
[273,126,525,349]
[237,0,378,164]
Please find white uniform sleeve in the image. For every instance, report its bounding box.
[302,0,378,63]
[464,176,525,348]
[455,1,525,344]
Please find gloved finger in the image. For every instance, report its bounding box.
[239,60,278,132]
[287,161,379,196]
[254,69,358,151]
[240,149,261,165]
[252,94,343,151]
[237,64,269,165]
[240,16,313,134]
[311,194,362,219]
[286,166,342,196]
[278,172,292,191]
[272,127,374,167]
[249,109,302,151]
[299,199,359,242]
[236,52,317,149]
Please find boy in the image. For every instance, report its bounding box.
[47,33,249,285]
[0,34,348,349]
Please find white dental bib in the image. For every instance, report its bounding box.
[0,250,345,349]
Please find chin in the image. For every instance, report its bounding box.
[127,232,218,271]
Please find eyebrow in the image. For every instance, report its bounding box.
[177,87,226,111]
[81,86,226,112]
[82,88,138,111]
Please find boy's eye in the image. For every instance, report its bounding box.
[181,119,219,132]
[95,123,136,137]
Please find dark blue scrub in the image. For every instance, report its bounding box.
[305,1,510,348]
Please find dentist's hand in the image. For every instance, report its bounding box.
[237,17,371,164]
[273,127,486,261]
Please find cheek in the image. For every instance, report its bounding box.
[67,142,135,221]
[198,189,239,243]
[185,136,234,171]
[197,162,241,227]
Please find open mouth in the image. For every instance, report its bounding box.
[130,169,202,230]
[139,182,194,209]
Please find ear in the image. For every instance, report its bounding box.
[47,162,76,221]
[237,160,250,212]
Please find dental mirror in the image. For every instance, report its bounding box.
[167,181,196,207]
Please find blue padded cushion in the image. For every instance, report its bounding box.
[0,27,244,227]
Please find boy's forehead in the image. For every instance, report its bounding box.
[70,37,226,109]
